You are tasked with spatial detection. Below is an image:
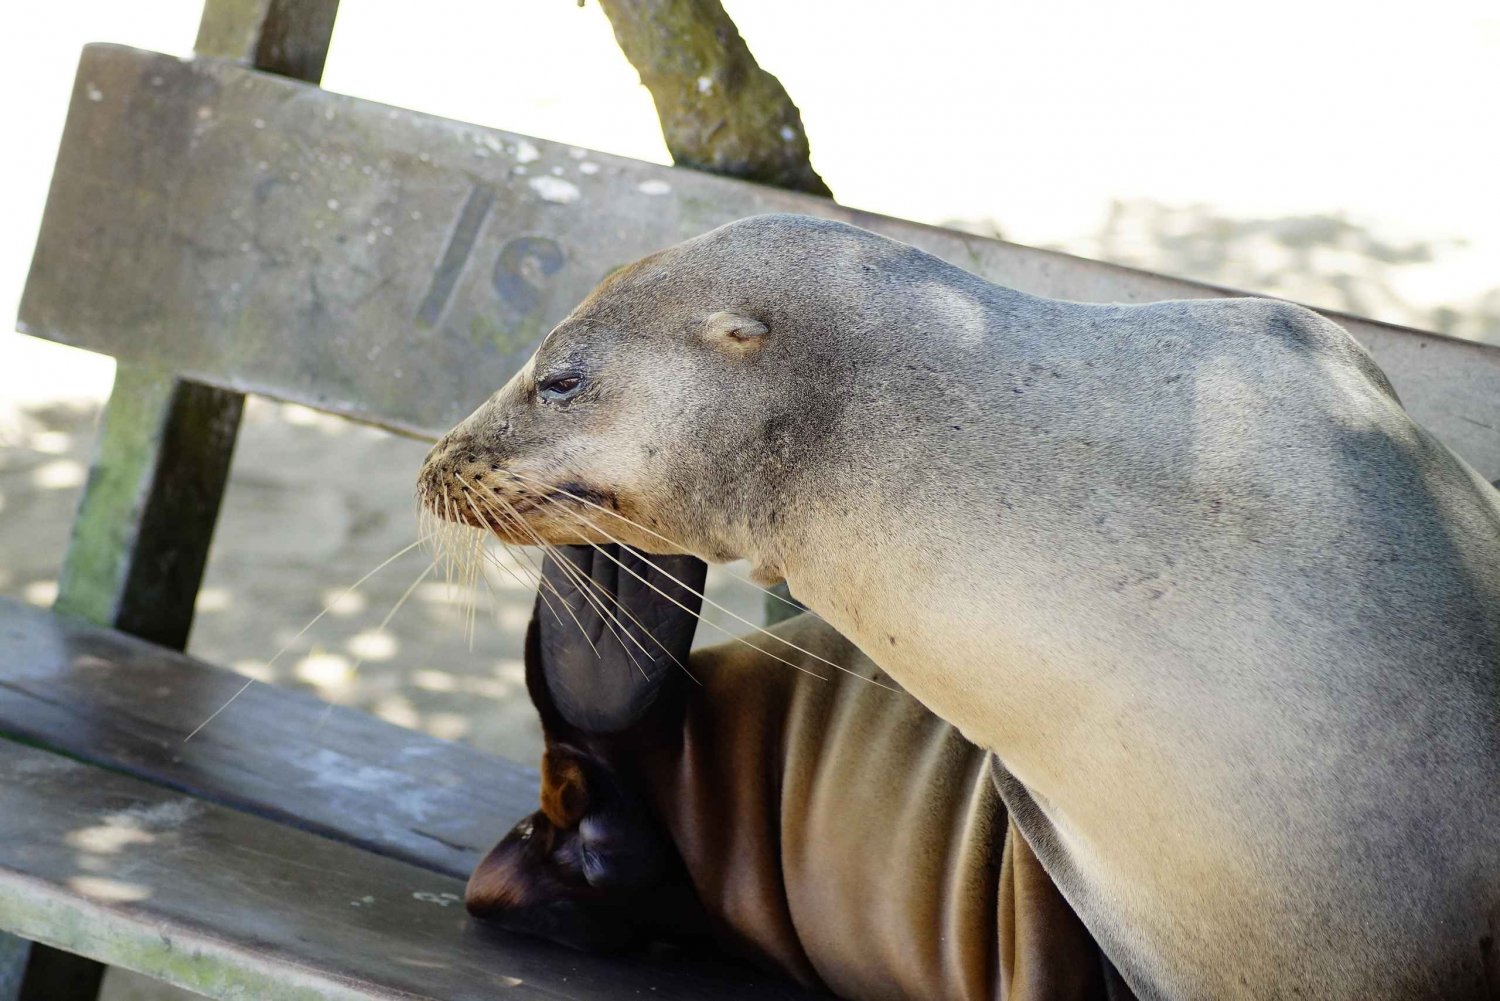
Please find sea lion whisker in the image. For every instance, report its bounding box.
[314,559,437,736]
[185,534,432,742]
[474,531,544,591]
[258,534,431,673]
[541,549,655,681]
[439,492,460,590]
[531,492,898,693]
[523,531,697,684]
[453,486,564,651]
[463,479,651,674]
[441,487,490,642]
[522,495,858,687]
[459,484,604,659]
[462,478,699,682]
[481,499,665,684]
[474,542,567,629]
[557,561,701,684]
[434,489,474,630]
[462,494,492,649]
[505,468,804,615]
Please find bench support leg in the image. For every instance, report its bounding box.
[17,945,106,1001]
[1,935,107,1001]
[0,932,26,1001]
[55,365,244,649]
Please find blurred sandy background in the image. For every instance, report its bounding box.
[2,3,1498,996]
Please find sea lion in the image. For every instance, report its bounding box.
[420,214,1500,1000]
[466,545,1130,1001]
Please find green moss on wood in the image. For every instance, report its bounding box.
[54,365,176,629]
[596,0,832,197]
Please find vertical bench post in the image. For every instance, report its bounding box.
[1,3,339,996]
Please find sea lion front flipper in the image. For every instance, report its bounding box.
[467,545,707,948]
[534,545,707,734]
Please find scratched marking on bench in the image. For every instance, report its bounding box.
[416,184,495,327]
[492,235,566,317]
[417,184,571,332]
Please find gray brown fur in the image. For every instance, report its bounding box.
[422,215,1500,1001]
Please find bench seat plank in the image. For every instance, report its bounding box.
[0,737,815,1001]
[20,44,1500,481]
[0,596,531,880]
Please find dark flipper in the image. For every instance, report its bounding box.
[534,545,707,734]
[468,546,709,947]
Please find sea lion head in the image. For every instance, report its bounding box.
[417,214,895,572]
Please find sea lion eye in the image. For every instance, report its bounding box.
[538,372,585,402]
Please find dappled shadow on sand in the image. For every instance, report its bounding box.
[951,200,1500,346]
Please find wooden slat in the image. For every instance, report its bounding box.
[21,45,1500,479]
[7,12,348,997]
[0,737,814,1001]
[0,597,533,879]
[51,14,343,655]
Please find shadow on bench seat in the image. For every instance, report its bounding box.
[0,597,819,1000]
[0,596,531,879]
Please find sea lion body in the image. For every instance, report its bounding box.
[425,215,1500,999]
[648,615,1114,1000]
[469,578,1125,1000]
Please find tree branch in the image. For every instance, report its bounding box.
[595,0,832,197]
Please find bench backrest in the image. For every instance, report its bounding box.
[20,38,1500,654]
[24,44,1500,476]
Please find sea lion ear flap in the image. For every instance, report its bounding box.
[701,310,769,353]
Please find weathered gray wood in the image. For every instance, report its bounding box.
[195,0,340,78]
[55,368,244,649]
[16,6,340,991]
[52,13,343,651]
[0,934,25,1001]
[22,45,1500,479]
[0,738,815,1001]
[0,596,534,879]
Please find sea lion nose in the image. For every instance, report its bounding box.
[418,433,466,500]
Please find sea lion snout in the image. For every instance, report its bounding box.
[416,346,665,549]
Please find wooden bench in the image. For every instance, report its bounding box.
[7,2,1500,998]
